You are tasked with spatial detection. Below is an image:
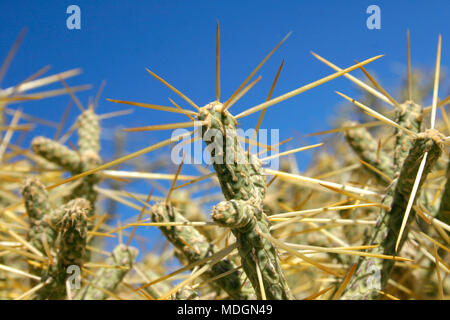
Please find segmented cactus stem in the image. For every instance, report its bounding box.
[172,286,199,300]
[76,244,138,300]
[31,137,81,172]
[197,102,266,202]
[393,102,422,170]
[152,202,254,300]
[436,158,450,231]
[36,198,90,300]
[197,101,293,299]
[341,129,444,299]
[212,200,294,300]
[22,178,60,255]
[343,121,394,181]
[31,109,102,220]
[77,109,101,155]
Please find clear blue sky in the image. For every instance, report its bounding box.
[1,1,448,252]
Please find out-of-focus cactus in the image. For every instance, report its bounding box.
[212,199,293,299]
[72,109,101,213]
[31,137,82,172]
[172,286,199,300]
[2,25,448,302]
[436,158,450,232]
[152,202,254,300]
[341,127,444,299]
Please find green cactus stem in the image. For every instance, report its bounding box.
[31,137,81,172]
[435,157,450,234]
[67,110,102,214]
[172,286,199,300]
[22,178,60,256]
[197,101,266,202]
[196,101,293,299]
[76,244,138,300]
[171,190,216,241]
[69,151,101,211]
[36,198,89,300]
[341,129,444,300]
[31,109,102,220]
[151,202,253,300]
[212,199,294,300]
[77,109,101,155]
[343,121,395,181]
[393,102,423,171]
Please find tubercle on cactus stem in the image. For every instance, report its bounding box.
[340,129,444,300]
[76,244,138,300]
[151,202,254,300]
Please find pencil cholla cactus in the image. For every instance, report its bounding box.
[31,108,101,218]
[152,202,254,300]
[197,102,293,299]
[341,129,444,299]
[76,244,138,300]
[212,199,293,299]
[36,198,90,300]
[22,178,60,256]
[2,24,449,301]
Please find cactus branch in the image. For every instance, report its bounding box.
[151,202,253,300]
[341,129,444,299]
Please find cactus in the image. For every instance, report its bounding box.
[212,200,294,299]
[36,198,90,300]
[151,202,254,300]
[393,102,423,170]
[76,244,138,300]
[31,108,102,220]
[343,121,395,182]
[22,178,60,256]
[341,129,444,299]
[436,158,450,231]
[196,102,294,299]
[197,102,267,202]
[0,23,448,301]
[31,137,82,172]
[72,109,102,214]
[172,286,199,300]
